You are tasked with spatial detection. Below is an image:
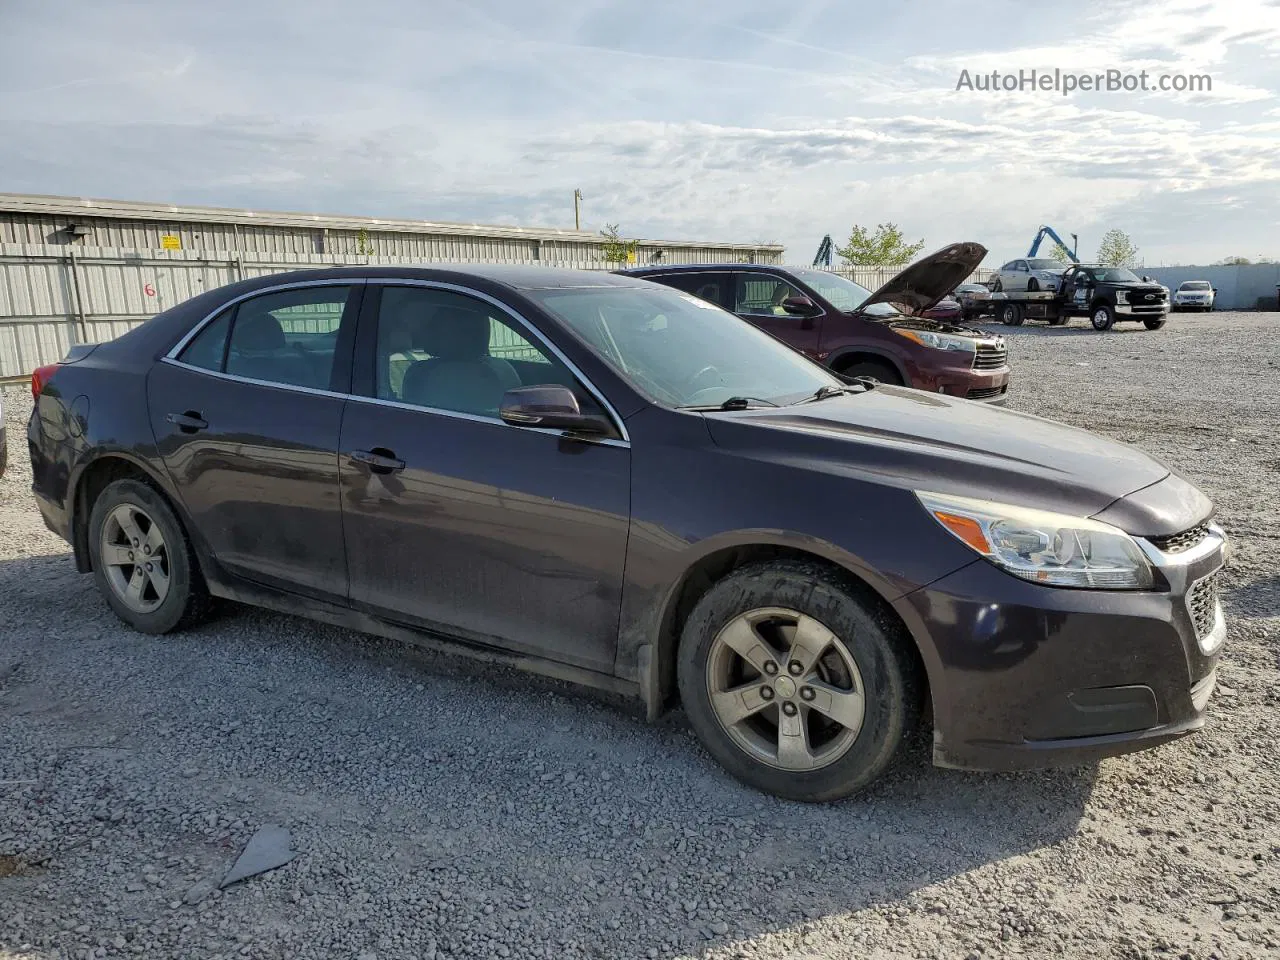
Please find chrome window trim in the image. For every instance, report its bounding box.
[364,278,630,443]
[165,278,359,360]
[157,357,350,400]
[161,275,631,446]
[343,393,629,449]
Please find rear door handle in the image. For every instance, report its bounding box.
[166,411,208,433]
[350,448,405,474]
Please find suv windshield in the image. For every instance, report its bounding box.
[529,285,842,408]
[1026,259,1066,271]
[789,268,898,317]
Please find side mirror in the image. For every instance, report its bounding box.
[499,385,612,435]
[1142,275,1152,282]
[1213,288,1219,294]
[781,295,819,316]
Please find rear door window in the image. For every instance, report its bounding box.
[649,272,731,308]
[184,286,354,390]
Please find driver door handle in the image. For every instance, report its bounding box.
[350,448,405,474]
[165,411,208,433]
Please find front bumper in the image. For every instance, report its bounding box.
[916,364,1011,404]
[1115,303,1169,316]
[894,528,1227,771]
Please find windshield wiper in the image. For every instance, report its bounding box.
[792,382,871,405]
[717,396,779,410]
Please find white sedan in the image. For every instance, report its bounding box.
[1172,280,1215,312]
[991,258,1068,293]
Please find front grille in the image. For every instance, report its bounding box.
[1133,289,1167,303]
[1150,523,1210,554]
[1186,571,1221,640]
[972,342,1008,371]
[967,385,1007,401]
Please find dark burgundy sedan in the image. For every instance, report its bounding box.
[28,266,1227,800]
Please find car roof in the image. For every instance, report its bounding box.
[623,263,790,276]
[220,263,659,292]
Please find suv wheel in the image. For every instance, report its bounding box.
[677,562,921,802]
[838,360,902,385]
[1091,304,1116,330]
[89,479,211,634]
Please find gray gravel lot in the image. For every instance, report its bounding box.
[2,311,1278,960]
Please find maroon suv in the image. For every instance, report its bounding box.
[627,242,1010,403]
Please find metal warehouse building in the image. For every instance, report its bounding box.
[0,193,784,380]
[0,193,781,266]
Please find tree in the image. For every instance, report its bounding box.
[1048,241,1075,263]
[355,227,375,258]
[1095,229,1139,267]
[835,223,925,266]
[1219,256,1251,265]
[600,223,638,264]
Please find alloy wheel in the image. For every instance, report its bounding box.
[705,607,865,771]
[99,503,171,613]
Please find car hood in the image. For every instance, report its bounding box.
[704,386,1207,536]
[859,242,988,315]
[1032,267,1067,276]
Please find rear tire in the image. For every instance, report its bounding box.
[1091,304,1116,330]
[999,302,1024,326]
[838,360,903,386]
[88,479,211,634]
[677,561,921,802]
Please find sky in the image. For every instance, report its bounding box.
[1,0,1279,267]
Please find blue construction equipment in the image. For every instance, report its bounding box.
[1027,226,1079,262]
[812,234,833,267]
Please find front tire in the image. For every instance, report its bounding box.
[1144,316,1167,330]
[1091,304,1116,330]
[1027,278,1040,293]
[677,562,921,802]
[838,359,903,386]
[89,479,210,634]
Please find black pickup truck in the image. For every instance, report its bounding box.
[991,265,1170,330]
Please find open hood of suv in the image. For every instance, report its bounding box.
[858,242,988,315]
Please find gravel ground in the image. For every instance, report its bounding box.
[2,311,1278,960]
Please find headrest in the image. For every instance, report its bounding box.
[235,311,286,351]
[418,306,491,360]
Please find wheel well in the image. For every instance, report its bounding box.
[655,545,928,716]
[1090,298,1111,311]
[830,352,902,379]
[73,457,175,573]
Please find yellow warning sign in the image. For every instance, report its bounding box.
[160,235,181,250]
[626,250,637,264]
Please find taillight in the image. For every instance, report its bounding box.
[31,363,59,401]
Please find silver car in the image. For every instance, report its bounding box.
[1172,280,1215,312]
[992,258,1067,293]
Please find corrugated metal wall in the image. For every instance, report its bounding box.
[0,245,788,380]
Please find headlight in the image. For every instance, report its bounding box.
[892,329,976,352]
[1115,290,1129,304]
[916,491,1154,589]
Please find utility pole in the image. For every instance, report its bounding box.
[573,189,584,231]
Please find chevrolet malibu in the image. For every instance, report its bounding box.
[27,266,1228,801]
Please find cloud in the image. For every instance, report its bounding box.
[1,0,1279,265]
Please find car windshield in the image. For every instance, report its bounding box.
[1180,281,1211,290]
[1026,259,1066,270]
[528,285,843,408]
[1090,267,1142,282]
[789,268,898,317]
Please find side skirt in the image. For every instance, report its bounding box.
[207,579,641,701]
